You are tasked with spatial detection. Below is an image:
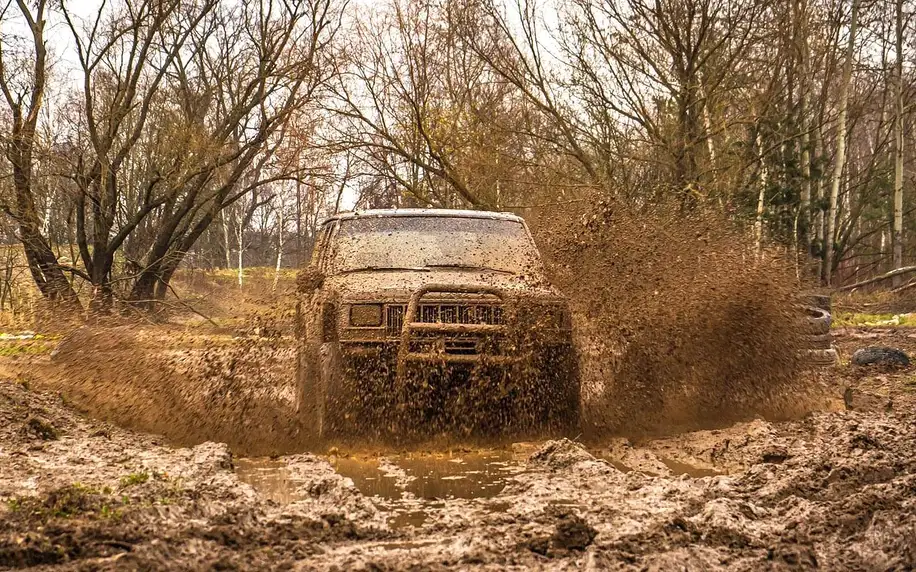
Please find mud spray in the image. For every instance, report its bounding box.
[532,199,810,437]
[38,201,818,454]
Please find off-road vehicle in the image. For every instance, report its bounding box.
[296,209,579,439]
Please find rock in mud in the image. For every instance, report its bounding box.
[551,512,598,551]
[760,445,790,464]
[851,346,910,367]
[523,510,598,556]
[528,438,594,470]
[25,416,58,440]
[843,388,894,412]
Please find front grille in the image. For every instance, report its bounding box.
[386,304,405,335]
[386,303,503,334]
[385,301,504,343]
[418,304,504,325]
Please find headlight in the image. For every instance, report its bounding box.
[541,306,569,330]
[349,303,383,327]
[521,304,570,331]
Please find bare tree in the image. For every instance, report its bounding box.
[56,0,337,310]
[0,0,80,308]
[892,0,906,285]
[824,0,859,285]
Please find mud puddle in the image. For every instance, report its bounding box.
[234,458,304,503]
[236,450,532,531]
[589,447,722,477]
[237,446,720,510]
[332,451,524,500]
[237,450,525,505]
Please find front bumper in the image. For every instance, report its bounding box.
[334,284,574,379]
[338,340,569,365]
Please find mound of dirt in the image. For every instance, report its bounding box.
[532,199,811,436]
[528,438,595,470]
[0,380,385,569]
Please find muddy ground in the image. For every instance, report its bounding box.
[0,325,914,570]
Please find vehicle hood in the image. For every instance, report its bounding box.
[321,270,565,303]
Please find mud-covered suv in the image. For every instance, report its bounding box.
[296,209,579,439]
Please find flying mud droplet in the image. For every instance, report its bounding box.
[530,197,816,438]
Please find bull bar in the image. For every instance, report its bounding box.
[394,284,522,382]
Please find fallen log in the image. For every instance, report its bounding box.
[835,265,916,292]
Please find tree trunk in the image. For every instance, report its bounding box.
[41,187,55,238]
[755,130,768,253]
[893,0,905,286]
[237,219,244,289]
[824,0,859,286]
[295,175,302,267]
[796,0,813,259]
[9,147,81,309]
[0,0,80,311]
[800,127,812,248]
[134,277,155,309]
[87,253,115,315]
[273,199,284,291]
[699,81,717,173]
[675,79,702,209]
[814,125,827,279]
[222,213,232,269]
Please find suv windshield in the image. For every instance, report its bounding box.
[328,216,543,276]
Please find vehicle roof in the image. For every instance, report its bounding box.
[321,208,525,225]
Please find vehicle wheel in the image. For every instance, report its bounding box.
[296,342,323,438]
[521,344,581,434]
[551,376,581,432]
[317,342,353,440]
[554,350,582,432]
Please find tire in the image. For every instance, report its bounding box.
[799,293,831,312]
[522,343,581,434]
[851,346,910,367]
[298,342,353,441]
[317,343,348,439]
[296,342,324,439]
[805,348,838,367]
[555,345,582,432]
[557,373,581,432]
[802,332,833,350]
[801,306,831,334]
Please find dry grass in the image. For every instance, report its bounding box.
[0,263,298,332]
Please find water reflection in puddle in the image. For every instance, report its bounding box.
[236,449,526,507]
[234,458,305,503]
[332,450,523,500]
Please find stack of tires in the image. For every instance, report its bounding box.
[800,293,838,367]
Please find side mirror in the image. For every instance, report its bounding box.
[297,267,325,294]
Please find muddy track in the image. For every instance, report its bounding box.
[2,324,915,571]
